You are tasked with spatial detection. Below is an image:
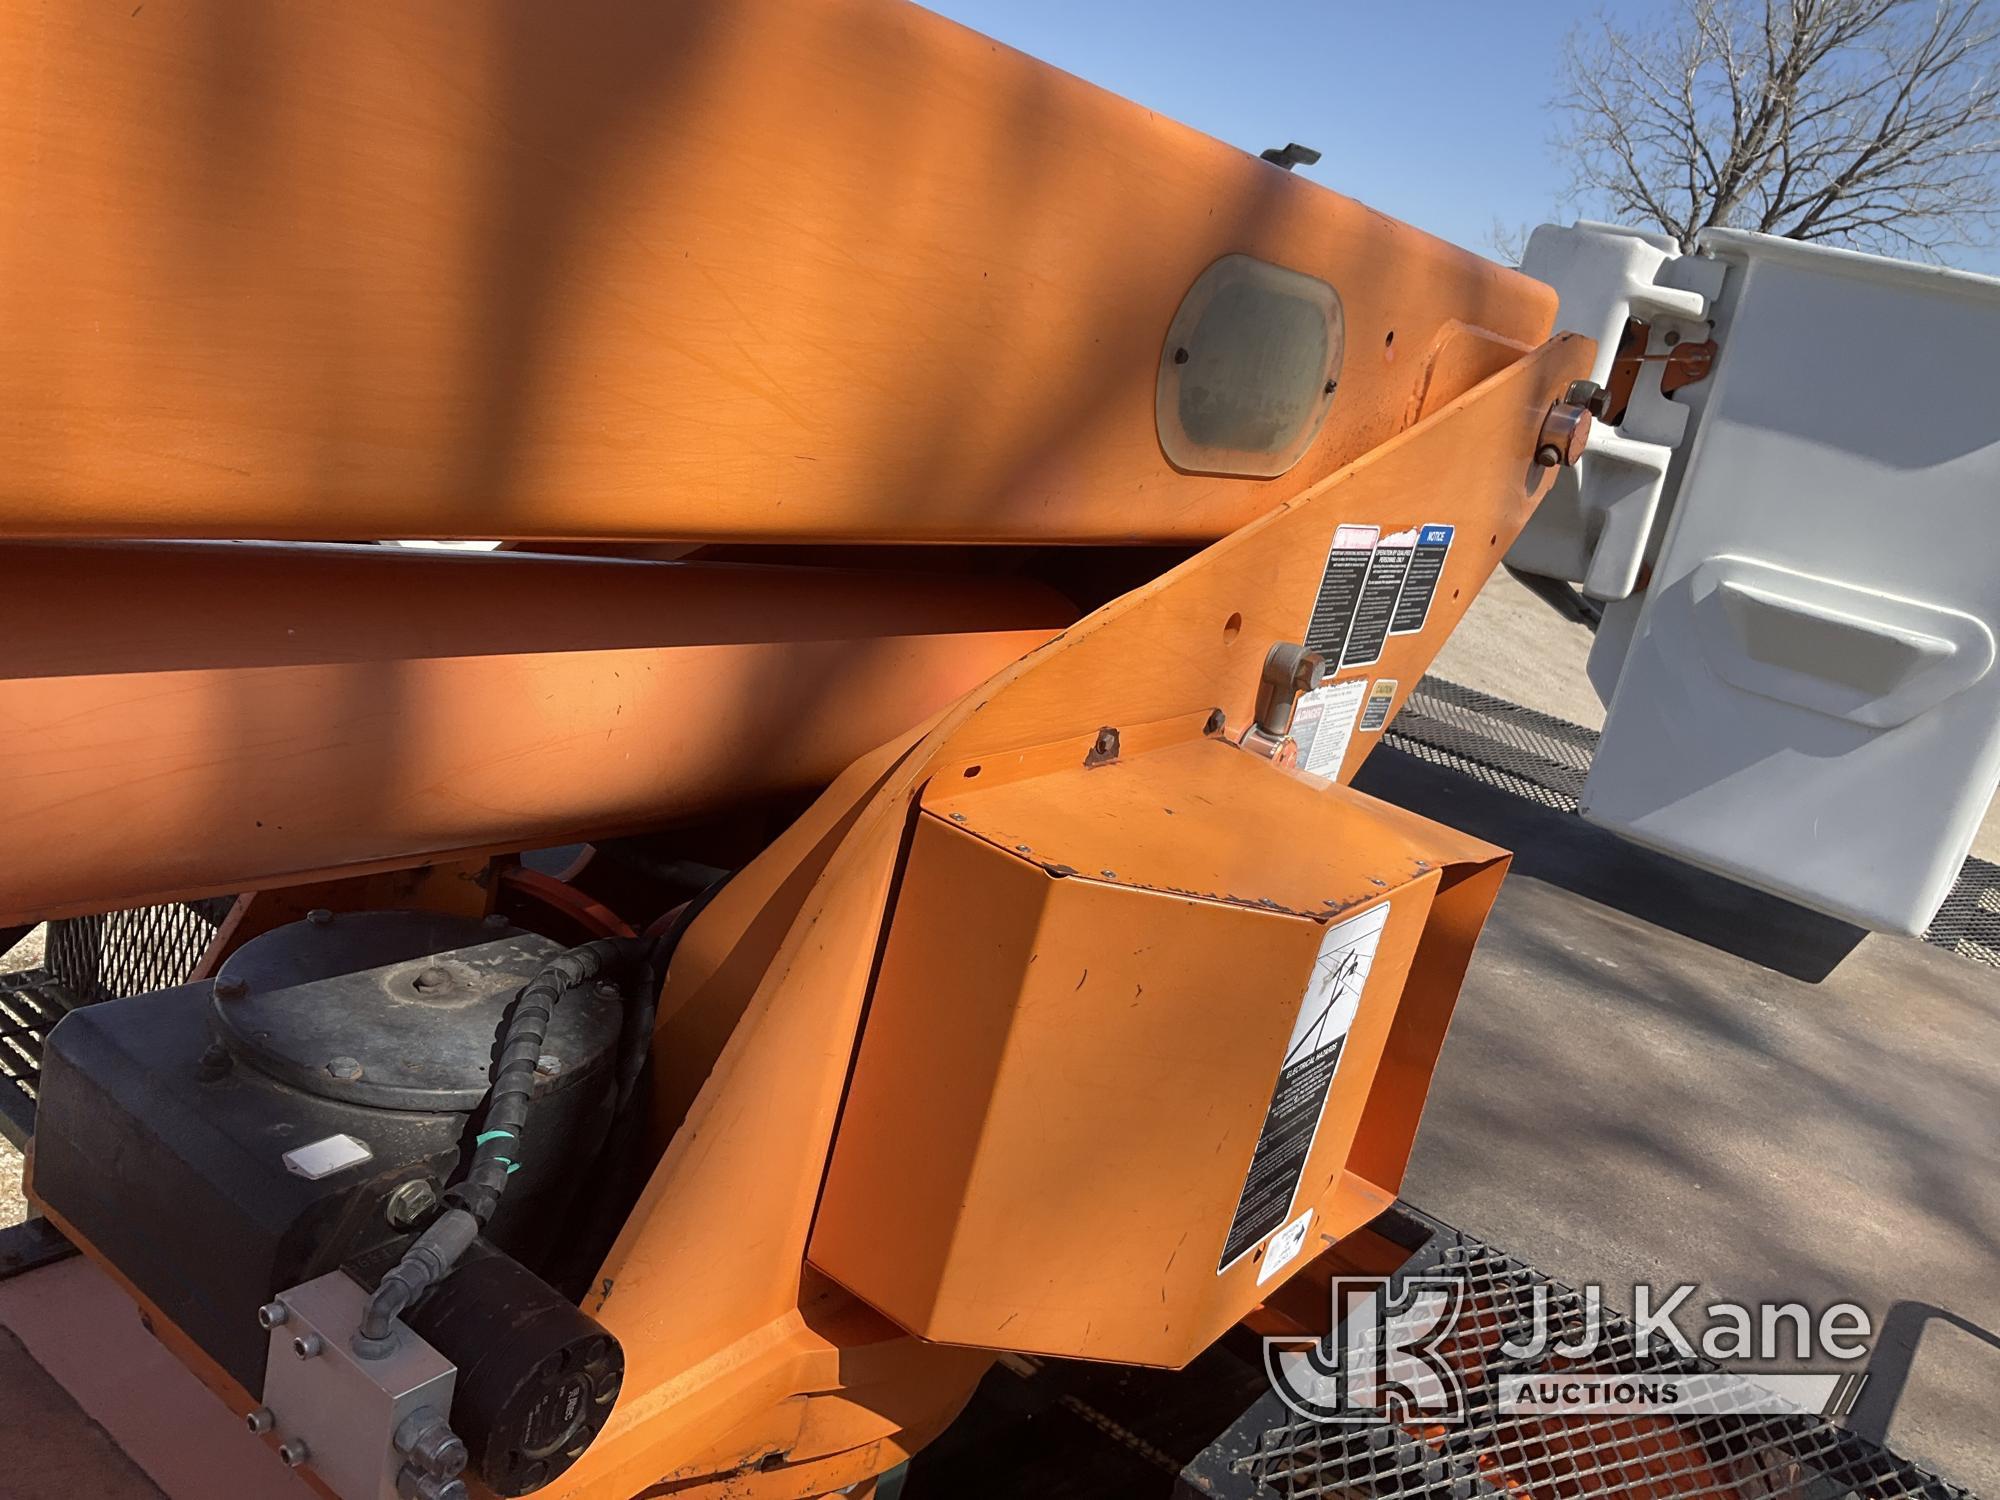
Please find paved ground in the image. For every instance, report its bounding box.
[1359,748,2000,1493]
[1,1135,21,1227]
[1413,570,2000,1489]
[1433,566,1608,729]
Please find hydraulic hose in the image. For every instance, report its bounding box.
[355,934,652,1355]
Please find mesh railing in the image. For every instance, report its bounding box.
[43,898,233,1005]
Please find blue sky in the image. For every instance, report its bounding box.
[918,0,2000,275]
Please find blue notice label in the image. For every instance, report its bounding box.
[1390,523,1455,635]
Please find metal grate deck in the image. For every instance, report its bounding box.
[908,1206,1973,1499]
[1234,1214,1968,1500]
[1386,677,2000,968]
[0,970,81,1149]
[0,898,228,1145]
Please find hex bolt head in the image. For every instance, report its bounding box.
[213,974,248,1000]
[593,980,621,1001]
[245,1407,275,1435]
[395,1409,470,1478]
[535,1053,563,1078]
[278,1439,310,1469]
[418,1432,468,1480]
[256,1301,289,1330]
[384,1178,440,1231]
[292,1332,324,1360]
[325,1056,363,1081]
[306,907,334,927]
[1563,377,1607,412]
[427,1439,470,1482]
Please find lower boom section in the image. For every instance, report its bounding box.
[0,542,1069,924]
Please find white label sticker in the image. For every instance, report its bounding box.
[282,1134,373,1181]
[1290,677,1368,776]
[1258,1209,1315,1285]
[1219,900,1391,1272]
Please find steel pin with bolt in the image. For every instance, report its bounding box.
[1534,379,1603,467]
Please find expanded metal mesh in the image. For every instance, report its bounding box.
[1243,1226,1970,1500]
[1385,676,1594,813]
[1921,856,2000,970]
[1386,677,2000,968]
[42,898,232,1005]
[0,970,80,1146]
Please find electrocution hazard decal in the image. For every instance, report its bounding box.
[1288,677,1368,776]
[1390,524,1454,635]
[1218,900,1391,1274]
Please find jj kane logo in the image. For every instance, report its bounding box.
[1264,1277,1872,1424]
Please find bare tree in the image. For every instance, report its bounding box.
[1484,217,1536,264]
[1557,0,2000,258]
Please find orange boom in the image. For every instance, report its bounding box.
[2,2,1594,1497]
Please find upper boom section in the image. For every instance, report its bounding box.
[0,0,1553,544]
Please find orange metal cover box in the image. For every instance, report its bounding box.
[810,734,1508,1366]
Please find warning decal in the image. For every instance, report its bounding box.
[1304,525,1379,661]
[1218,900,1391,1274]
[1289,677,1368,776]
[1390,524,1454,635]
[1257,1208,1314,1286]
[1340,528,1417,668]
[1358,678,1398,733]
